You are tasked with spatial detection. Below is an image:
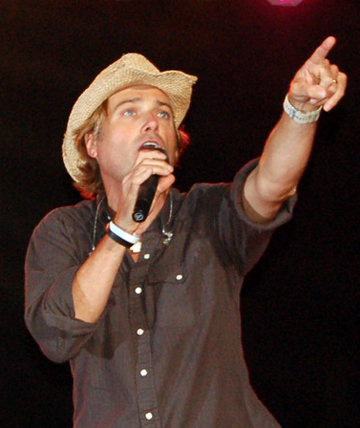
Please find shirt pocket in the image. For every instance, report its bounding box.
[147,261,188,285]
[145,262,198,328]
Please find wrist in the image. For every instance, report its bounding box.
[106,221,139,248]
[287,94,319,113]
[112,217,136,235]
[283,94,322,124]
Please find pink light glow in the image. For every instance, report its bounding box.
[266,0,304,6]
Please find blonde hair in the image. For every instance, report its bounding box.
[72,102,107,198]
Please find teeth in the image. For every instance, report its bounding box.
[142,142,160,149]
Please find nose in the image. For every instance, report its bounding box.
[142,112,159,133]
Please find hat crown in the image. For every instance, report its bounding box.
[99,53,160,82]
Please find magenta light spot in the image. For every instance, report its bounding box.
[266,0,304,6]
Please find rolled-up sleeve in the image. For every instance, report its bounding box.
[24,207,101,363]
[218,159,297,274]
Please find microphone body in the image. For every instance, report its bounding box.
[132,174,159,222]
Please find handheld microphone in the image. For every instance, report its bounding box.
[132,144,168,223]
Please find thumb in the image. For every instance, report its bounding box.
[157,175,176,194]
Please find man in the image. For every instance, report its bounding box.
[25,37,346,428]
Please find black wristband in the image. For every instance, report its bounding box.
[106,223,133,248]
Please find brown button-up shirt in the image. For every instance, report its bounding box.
[25,161,295,428]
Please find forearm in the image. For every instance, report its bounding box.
[244,110,317,219]
[258,111,316,195]
[72,234,126,323]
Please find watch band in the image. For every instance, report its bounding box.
[283,95,322,124]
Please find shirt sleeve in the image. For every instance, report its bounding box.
[24,208,105,363]
[218,158,297,275]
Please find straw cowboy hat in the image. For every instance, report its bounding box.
[62,53,198,181]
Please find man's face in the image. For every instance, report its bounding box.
[86,84,178,189]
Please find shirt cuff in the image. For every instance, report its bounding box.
[230,158,298,231]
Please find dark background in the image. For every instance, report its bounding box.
[1,0,359,427]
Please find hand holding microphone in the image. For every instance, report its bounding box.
[132,143,170,222]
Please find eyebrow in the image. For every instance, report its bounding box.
[112,98,173,114]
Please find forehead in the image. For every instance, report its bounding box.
[107,84,172,110]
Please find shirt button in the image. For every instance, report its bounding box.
[135,287,142,294]
[145,412,153,420]
[144,253,151,260]
[137,328,144,336]
[140,369,148,377]
[176,274,183,281]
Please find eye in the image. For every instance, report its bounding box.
[123,108,136,117]
[158,111,170,119]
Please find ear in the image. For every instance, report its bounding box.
[84,133,98,158]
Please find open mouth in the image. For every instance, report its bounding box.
[140,141,169,160]
[140,141,161,150]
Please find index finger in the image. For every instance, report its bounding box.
[304,36,337,68]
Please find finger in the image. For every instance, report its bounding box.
[123,163,174,199]
[138,159,174,175]
[323,72,347,112]
[291,79,327,101]
[318,63,339,89]
[305,68,316,85]
[330,64,339,78]
[327,64,340,90]
[132,153,173,178]
[304,36,336,68]
[133,149,168,167]
[157,174,176,194]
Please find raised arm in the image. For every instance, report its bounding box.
[72,147,174,323]
[244,36,347,221]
